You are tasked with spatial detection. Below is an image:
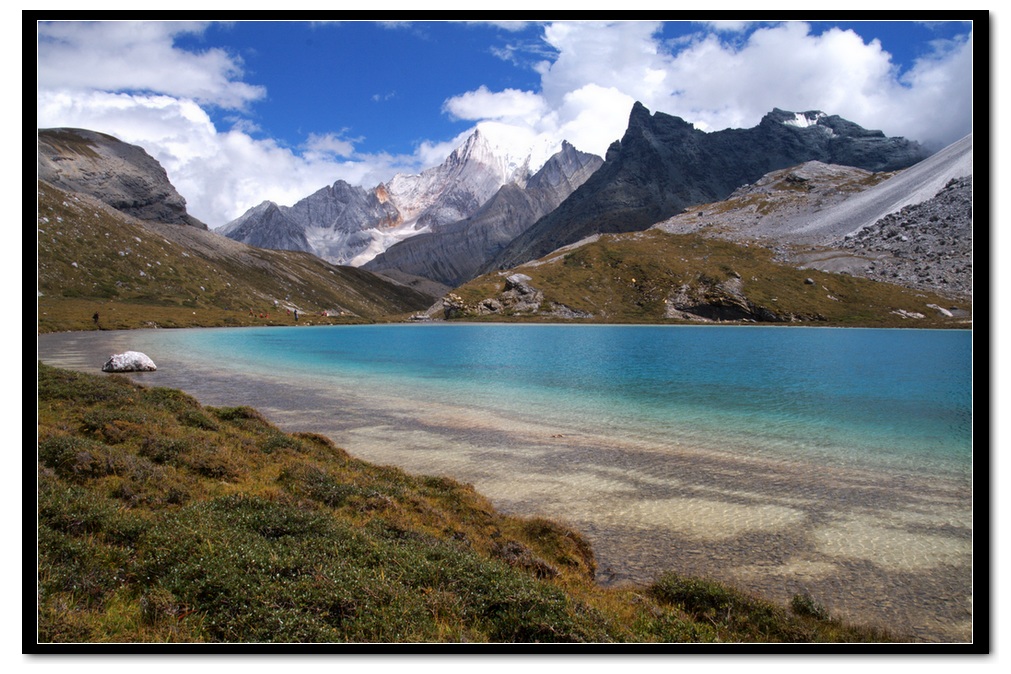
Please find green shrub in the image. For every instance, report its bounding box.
[179,409,220,431]
[79,408,152,444]
[38,362,136,406]
[649,571,815,642]
[138,435,197,464]
[278,463,369,508]
[36,364,899,644]
[791,592,830,620]
[139,587,183,626]
[210,406,268,423]
[39,435,115,481]
[260,431,300,454]
[179,445,241,480]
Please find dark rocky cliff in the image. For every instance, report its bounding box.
[484,103,930,272]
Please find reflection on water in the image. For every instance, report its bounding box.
[36,326,974,642]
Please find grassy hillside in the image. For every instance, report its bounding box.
[449,230,970,328]
[36,181,434,333]
[36,362,897,644]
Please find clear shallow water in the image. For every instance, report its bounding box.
[37,324,975,642]
[179,324,972,472]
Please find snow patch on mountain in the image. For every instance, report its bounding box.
[348,221,434,267]
[783,111,826,128]
[472,121,562,181]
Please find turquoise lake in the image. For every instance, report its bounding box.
[36,324,975,642]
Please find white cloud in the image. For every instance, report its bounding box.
[659,23,901,131]
[37,88,423,227]
[893,32,974,149]
[304,132,359,159]
[37,21,265,109]
[447,20,973,160]
[466,21,533,33]
[656,22,972,150]
[34,21,435,227]
[698,21,755,33]
[443,85,549,125]
[552,84,638,157]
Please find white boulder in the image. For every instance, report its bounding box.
[102,351,157,372]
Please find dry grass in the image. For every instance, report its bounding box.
[452,230,970,327]
[36,181,431,333]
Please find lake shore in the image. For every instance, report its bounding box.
[36,326,974,642]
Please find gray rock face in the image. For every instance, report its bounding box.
[654,160,889,242]
[37,128,207,229]
[364,142,602,286]
[218,180,402,265]
[389,128,531,233]
[651,134,972,301]
[219,127,557,266]
[485,103,930,271]
[778,134,973,244]
[437,274,591,320]
[218,201,313,253]
[286,181,402,235]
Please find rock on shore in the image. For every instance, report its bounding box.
[102,351,157,372]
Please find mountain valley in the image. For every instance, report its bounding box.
[36,100,972,332]
[36,129,433,332]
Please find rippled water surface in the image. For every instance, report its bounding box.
[37,324,975,642]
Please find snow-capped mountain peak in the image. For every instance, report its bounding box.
[472,121,562,180]
[383,125,561,235]
[220,125,590,267]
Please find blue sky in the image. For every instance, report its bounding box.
[36,19,976,227]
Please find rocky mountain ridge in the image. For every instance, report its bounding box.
[653,134,973,300]
[38,128,208,230]
[219,128,584,267]
[433,127,971,325]
[363,141,603,288]
[36,129,435,332]
[438,227,968,327]
[482,103,931,273]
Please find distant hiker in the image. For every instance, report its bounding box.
[92,312,99,325]
[294,309,299,322]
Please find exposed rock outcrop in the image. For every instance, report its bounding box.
[218,181,400,264]
[38,128,207,229]
[652,134,972,301]
[440,273,591,320]
[662,276,818,323]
